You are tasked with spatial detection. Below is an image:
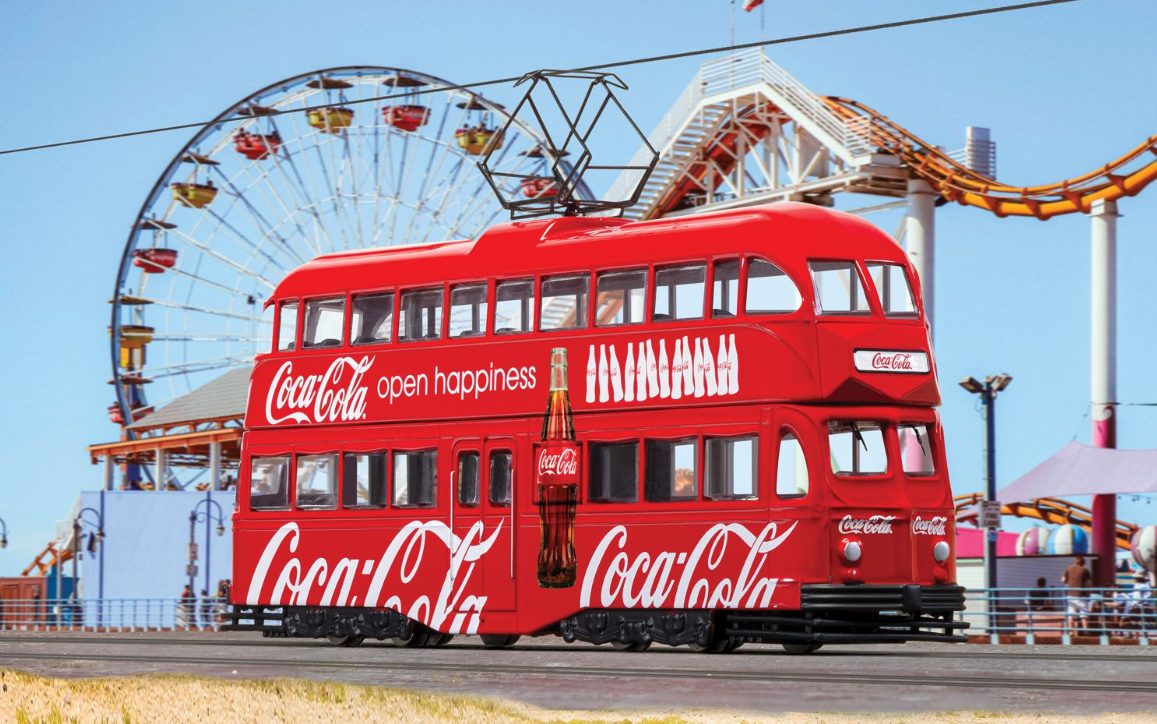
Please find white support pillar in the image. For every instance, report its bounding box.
[907,178,934,335]
[209,441,222,491]
[1090,198,1119,587]
[155,449,166,493]
[103,455,114,491]
[906,179,937,338]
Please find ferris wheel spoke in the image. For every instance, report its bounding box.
[137,353,257,379]
[283,110,344,256]
[210,167,309,268]
[152,333,266,343]
[229,145,324,261]
[169,228,278,291]
[309,134,355,251]
[265,115,337,256]
[137,296,264,323]
[191,204,293,274]
[239,161,324,261]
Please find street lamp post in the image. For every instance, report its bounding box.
[189,493,226,602]
[959,374,1013,596]
[0,516,8,549]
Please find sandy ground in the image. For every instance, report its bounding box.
[0,669,1154,724]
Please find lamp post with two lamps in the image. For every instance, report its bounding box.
[188,495,226,603]
[0,516,8,549]
[959,373,1013,595]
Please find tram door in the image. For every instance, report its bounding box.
[450,438,516,620]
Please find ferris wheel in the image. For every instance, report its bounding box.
[111,65,580,438]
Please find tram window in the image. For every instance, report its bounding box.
[302,297,345,349]
[589,441,639,503]
[277,301,298,351]
[653,264,706,321]
[776,433,809,498]
[645,438,698,502]
[494,279,535,335]
[829,421,888,476]
[867,262,918,318]
[296,454,338,509]
[458,451,480,506]
[705,436,758,500]
[392,449,438,507]
[540,273,590,331]
[351,292,394,346]
[595,269,647,326]
[489,450,513,506]
[342,453,387,508]
[747,258,802,315]
[398,288,443,342]
[449,284,488,338]
[712,260,740,318]
[249,456,290,511]
[809,261,869,315]
[898,423,935,477]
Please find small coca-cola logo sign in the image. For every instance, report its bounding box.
[536,443,579,486]
[911,515,948,536]
[853,350,929,374]
[837,514,896,535]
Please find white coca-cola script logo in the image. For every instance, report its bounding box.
[538,448,578,476]
[837,515,897,535]
[580,522,796,609]
[265,356,373,425]
[246,520,502,635]
[871,352,914,370]
[911,515,948,536]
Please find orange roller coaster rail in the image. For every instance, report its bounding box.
[824,97,1157,220]
[953,493,1137,550]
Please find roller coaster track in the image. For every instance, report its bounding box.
[824,97,1157,220]
[953,493,1137,549]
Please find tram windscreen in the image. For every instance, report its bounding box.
[899,423,935,476]
[829,421,888,476]
[249,456,290,510]
[809,261,869,315]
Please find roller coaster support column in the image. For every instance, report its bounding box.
[1090,198,1118,587]
[906,179,936,337]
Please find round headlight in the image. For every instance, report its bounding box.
[933,540,951,563]
[843,539,862,563]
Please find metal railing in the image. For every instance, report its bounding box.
[0,598,228,632]
[959,587,1157,645]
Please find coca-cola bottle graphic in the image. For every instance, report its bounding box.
[537,347,579,588]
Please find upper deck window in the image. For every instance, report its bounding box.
[654,264,706,322]
[277,301,298,351]
[393,449,437,507]
[494,279,534,335]
[249,455,290,511]
[867,262,918,318]
[829,421,888,476]
[351,292,394,346]
[398,288,443,342]
[747,258,801,315]
[809,261,869,315]
[296,454,338,509]
[343,452,387,508]
[541,274,590,331]
[449,283,488,338]
[645,438,697,502]
[899,423,935,477]
[595,269,646,326]
[712,260,740,318]
[705,435,758,500]
[302,297,345,349]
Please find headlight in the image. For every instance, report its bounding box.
[933,540,950,563]
[842,539,862,564]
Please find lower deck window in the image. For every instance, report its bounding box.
[645,438,697,501]
[705,436,757,500]
[393,449,438,507]
[489,450,513,505]
[899,423,935,476]
[589,441,638,503]
[249,456,290,510]
[458,451,480,506]
[343,453,387,508]
[296,454,337,509]
[776,433,809,498]
[829,421,888,476]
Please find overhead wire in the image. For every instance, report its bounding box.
[0,0,1094,157]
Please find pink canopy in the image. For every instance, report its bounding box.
[956,527,1019,558]
[996,441,1157,503]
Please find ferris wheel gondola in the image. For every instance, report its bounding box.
[111,65,588,489]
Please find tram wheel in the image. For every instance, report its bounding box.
[689,636,735,653]
[430,633,455,647]
[480,634,521,648]
[781,643,823,655]
[611,640,652,652]
[392,630,431,648]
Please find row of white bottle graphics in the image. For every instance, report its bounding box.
[583,334,739,404]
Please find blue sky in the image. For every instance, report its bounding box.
[2,0,1156,575]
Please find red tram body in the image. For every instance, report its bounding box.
[228,202,967,651]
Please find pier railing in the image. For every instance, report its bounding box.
[0,597,228,632]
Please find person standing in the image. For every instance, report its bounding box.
[178,585,194,629]
[1062,555,1093,632]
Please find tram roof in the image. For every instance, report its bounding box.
[272,202,905,301]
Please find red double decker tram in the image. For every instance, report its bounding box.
[226,202,967,652]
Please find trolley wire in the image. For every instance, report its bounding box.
[0,0,1096,157]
